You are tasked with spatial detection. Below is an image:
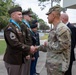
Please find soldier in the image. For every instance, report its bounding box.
[38,5,71,75]
[30,21,40,75]
[61,13,76,75]
[20,10,33,75]
[3,6,36,75]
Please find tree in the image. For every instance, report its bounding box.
[39,22,50,30]
[0,1,50,31]
[0,0,12,30]
[38,0,61,10]
[0,0,20,31]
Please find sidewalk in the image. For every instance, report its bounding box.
[0,40,76,75]
[0,55,3,61]
[0,52,47,75]
[0,51,76,75]
[36,51,47,73]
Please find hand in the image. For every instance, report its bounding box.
[30,46,36,54]
[31,57,35,60]
[44,41,48,46]
[34,46,39,52]
[26,55,30,60]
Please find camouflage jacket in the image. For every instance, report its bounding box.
[39,22,71,72]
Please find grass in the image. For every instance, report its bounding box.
[40,33,48,40]
[0,40,6,55]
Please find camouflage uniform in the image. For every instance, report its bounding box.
[39,22,71,75]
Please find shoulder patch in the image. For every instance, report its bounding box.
[10,32,16,40]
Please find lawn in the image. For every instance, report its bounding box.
[0,40,6,55]
[40,33,48,40]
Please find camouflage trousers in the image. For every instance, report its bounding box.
[45,63,65,75]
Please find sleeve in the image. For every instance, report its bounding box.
[38,45,47,52]
[4,27,30,52]
[21,24,32,46]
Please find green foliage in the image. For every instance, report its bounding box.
[39,23,50,30]
[38,19,50,30]
[0,16,9,31]
[0,0,12,16]
[0,0,11,30]
[0,0,20,31]
[0,0,49,31]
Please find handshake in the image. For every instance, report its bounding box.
[30,41,48,54]
[30,45,39,54]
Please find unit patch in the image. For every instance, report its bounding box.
[10,32,16,39]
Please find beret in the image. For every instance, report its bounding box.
[22,10,33,17]
[8,6,22,14]
[30,24,37,29]
[32,20,38,24]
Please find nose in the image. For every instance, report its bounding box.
[21,15,22,18]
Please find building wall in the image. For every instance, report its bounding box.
[63,0,76,8]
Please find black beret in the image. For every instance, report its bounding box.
[8,6,22,14]
[30,24,37,29]
[22,10,33,17]
[32,20,38,24]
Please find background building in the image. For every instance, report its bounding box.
[63,0,76,9]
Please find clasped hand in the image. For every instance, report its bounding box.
[30,46,38,54]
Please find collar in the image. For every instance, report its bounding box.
[66,22,69,25]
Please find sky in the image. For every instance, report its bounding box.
[15,0,49,23]
[14,0,76,24]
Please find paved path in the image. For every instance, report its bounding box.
[0,40,76,75]
[36,51,47,74]
[0,52,76,75]
[0,61,7,75]
[0,52,47,75]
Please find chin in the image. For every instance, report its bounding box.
[19,19,22,22]
[48,21,52,24]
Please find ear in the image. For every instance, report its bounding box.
[52,12,56,19]
[53,11,58,19]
